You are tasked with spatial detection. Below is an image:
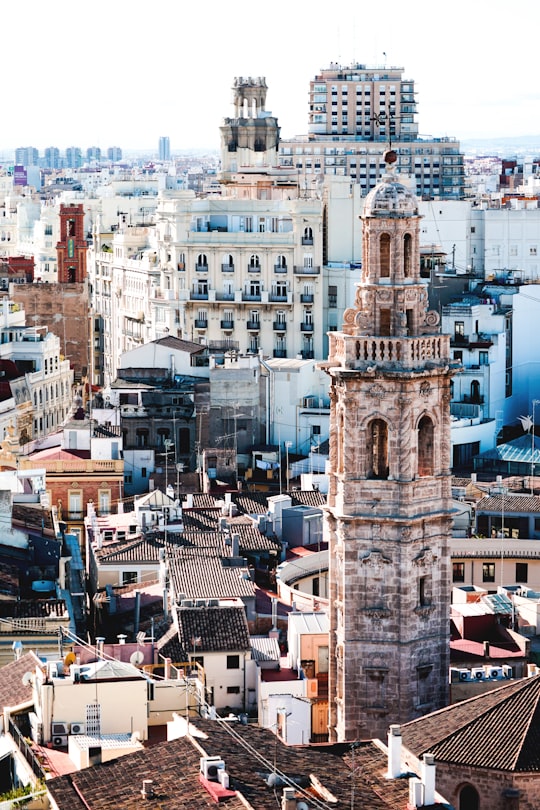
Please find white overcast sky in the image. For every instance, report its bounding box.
[3,0,539,153]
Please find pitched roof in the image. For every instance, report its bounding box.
[174,605,251,654]
[46,718,415,810]
[0,651,41,708]
[401,674,540,772]
[476,493,540,514]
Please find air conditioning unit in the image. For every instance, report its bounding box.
[70,722,86,735]
[51,721,68,736]
[200,756,225,782]
[471,667,485,681]
[527,663,538,677]
[458,668,471,682]
[29,712,43,744]
[52,735,68,748]
[487,666,503,679]
[502,664,513,679]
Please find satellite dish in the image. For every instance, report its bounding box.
[130,650,144,666]
[64,652,76,668]
[21,671,34,687]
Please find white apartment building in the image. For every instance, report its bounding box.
[0,323,73,439]
[442,299,507,467]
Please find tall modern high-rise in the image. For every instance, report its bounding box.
[158,136,171,161]
[43,147,61,169]
[107,146,122,162]
[323,150,456,742]
[86,146,101,163]
[280,62,465,200]
[15,146,39,166]
[65,147,82,169]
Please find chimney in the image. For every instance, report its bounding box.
[421,753,436,806]
[387,724,402,778]
[141,779,154,799]
[96,636,105,657]
[409,777,423,808]
[231,534,240,557]
[483,640,490,658]
[117,634,127,645]
[281,787,296,810]
[471,472,477,483]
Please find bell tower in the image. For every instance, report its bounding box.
[323,151,457,742]
[56,204,87,283]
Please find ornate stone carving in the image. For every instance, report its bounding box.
[360,549,391,570]
[413,547,438,567]
[419,381,432,398]
[367,384,386,399]
[425,310,440,327]
[376,289,392,301]
[401,526,413,542]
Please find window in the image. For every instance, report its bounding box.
[453,562,465,582]
[328,285,337,308]
[516,562,528,583]
[482,563,495,583]
[419,576,429,606]
[417,416,434,476]
[367,419,389,479]
[479,351,489,366]
[380,233,390,277]
[227,686,240,694]
[530,246,538,256]
[227,655,240,669]
[122,571,138,585]
[458,785,479,810]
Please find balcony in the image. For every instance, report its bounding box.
[274,264,288,274]
[242,293,262,302]
[248,265,261,273]
[294,266,320,275]
[301,350,314,359]
[301,237,314,245]
[215,291,235,301]
[301,322,314,332]
[68,511,83,521]
[273,321,287,331]
[300,293,314,303]
[194,319,208,329]
[221,320,234,329]
[269,293,290,303]
[273,349,287,358]
[190,291,209,300]
[195,263,208,272]
[247,320,261,331]
[221,263,235,272]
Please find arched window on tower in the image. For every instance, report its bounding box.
[404,233,413,277]
[458,785,479,810]
[418,415,434,476]
[367,419,389,479]
[380,233,390,277]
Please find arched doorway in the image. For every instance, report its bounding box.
[459,784,479,810]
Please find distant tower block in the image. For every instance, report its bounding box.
[323,152,458,742]
[56,204,87,284]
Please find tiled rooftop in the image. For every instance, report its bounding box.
[174,605,251,655]
[0,651,41,708]
[402,674,540,772]
[47,717,415,809]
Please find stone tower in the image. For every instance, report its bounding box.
[219,77,280,177]
[322,152,456,742]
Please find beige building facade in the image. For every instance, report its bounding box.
[322,151,457,741]
[280,63,465,200]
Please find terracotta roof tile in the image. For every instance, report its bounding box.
[174,605,251,654]
[0,651,41,708]
[46,720,415,809]
[401,675,540,772]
